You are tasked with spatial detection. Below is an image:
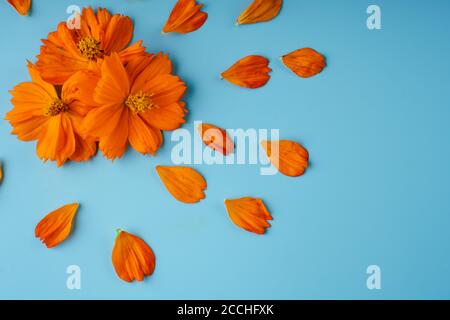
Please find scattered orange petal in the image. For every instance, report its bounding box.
[261,140,309,177]
[225,197,272,234]
[282,48,326,78]
[0,161,3,184]
[156,166,207,203]
[35,203,79,248]
[112,229,156,283]
[163,0,208,34]
[7,0,31,16]
[198,123,234,155]
[221,55,271,89]
[237,0,282,25]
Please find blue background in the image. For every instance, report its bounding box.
[0,0,449,299]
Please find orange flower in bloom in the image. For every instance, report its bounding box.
[225,197,272,234]
[156,166,206,203]
[237,0,282,25]
[5,63,97,166]
[112,229,156,283]
[35,203,79,248]
[198,123,234,155]
[282,48,326,78]
[7,0,31,16]
[163,0,208,34]
[221,55,271,89]
[261,140,309,177]
[82,53,187,160]
[36,7,145,85]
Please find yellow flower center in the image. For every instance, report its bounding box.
[125,92,157,114]
[77,36,103,60]
[44,98,68,117]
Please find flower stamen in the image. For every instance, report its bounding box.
[125,92,158,114]
[77,36,103,60]
[44,98,69,117]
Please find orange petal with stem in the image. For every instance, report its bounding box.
[225,197,272,234]
[261,140,309,177]
[221,55,271,89]
[156,166,207,203]
[237,0,282,25]
[282,48,326,78]
[163,0,208,34]
[35,203,79,248]
[7,0,31,16]
[198,123,234,155]
[112,229,156,283]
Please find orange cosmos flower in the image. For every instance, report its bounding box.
[221,55,271,89]
[163,0,208,34]
[237,0,282,25]
[7,0,31,16]
[282,48,326,78]
[224,197,272,234]
[198,123,234,155]
[261,140,309,177]
[112,229,156,283]
[35,203,79,248]
[82,52,187,160]
[156,166,207,203]
[5,63,97,166]
[36,7,145,85]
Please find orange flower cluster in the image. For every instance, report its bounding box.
[7,0,326,283]
[6,7,187,165]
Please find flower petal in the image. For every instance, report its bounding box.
[112,230,156,283]
[156,166,207,203]
[0,161,3,184]
[221,55,271,89]
[282,48,326,78]
[128,114,163,156]
[98,108,129,160]
[35,203,79,248]
[224,197,272,234]
[163,0,208,34]
[7,0,31,16]
[261,140,309,177]
[237,0,282,25]
[198,123,234,155]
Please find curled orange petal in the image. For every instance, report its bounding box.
[261,140,309,177]
[282,48,326,78]
[156,166,207,203]
[163,0,208,34]
[7,0,31,16]
[221,55,271,89]
[237,0,282,25]
[225,197,272,234]
[198,123,234,155]
[35,203,79,248]
[112,229,156,283]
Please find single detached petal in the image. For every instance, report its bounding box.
[0,161,3,184]
[282,48,326,78]
[261,140,309,177]
[221,55,271,89]
[35,203,79,248]
[156,166,207,203]
[112,230,156,283]
[163,0,208,34]
[7,0,31,16]
[224,197,272,234]
[198,123,234,155]
[237,0,282,25]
